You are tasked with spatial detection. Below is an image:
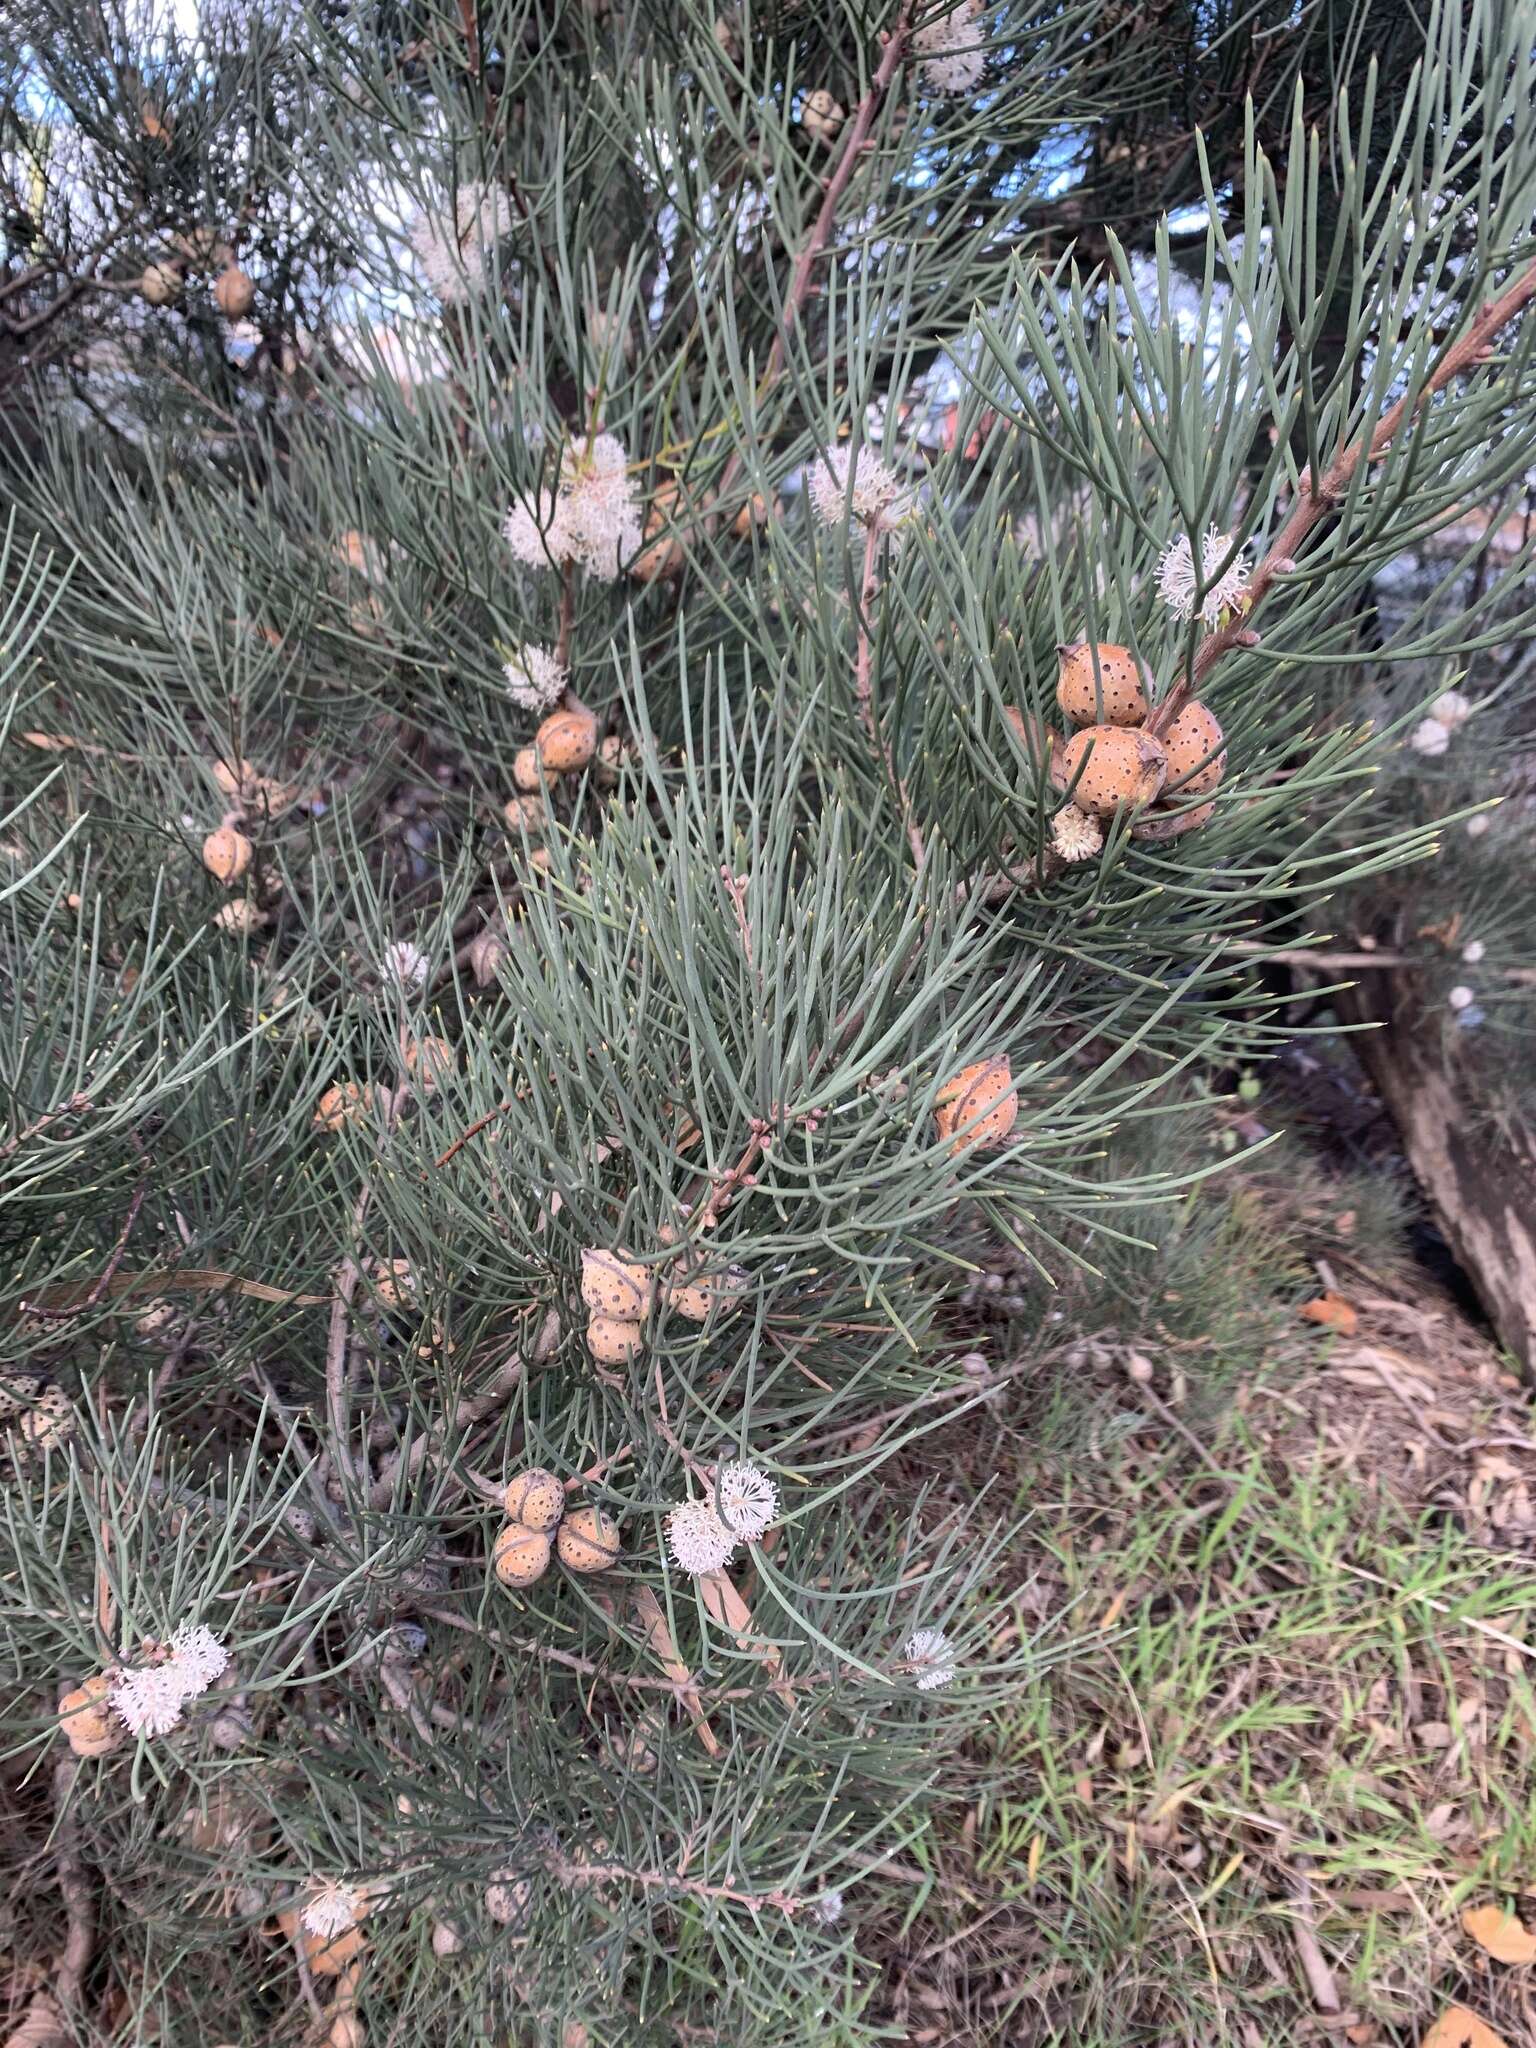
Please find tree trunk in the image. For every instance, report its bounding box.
[1342,966,1536,1372]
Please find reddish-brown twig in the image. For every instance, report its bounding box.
[1149,255,1536,735]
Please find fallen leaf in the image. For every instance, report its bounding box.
[628,1586,720,1758]
[1461,1901,1536,1965]
[1419,2005,1510,2048]
[1300,1292,1359,1335]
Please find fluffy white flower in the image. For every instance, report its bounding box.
[1430,689,1472,729]
[409,182,514,303]
[1154,526,1251,626]
[913,0,986,94]
[382,939,430,989]
[503,489,575,572]
[714,1460,779,1542]
[904,1626,958,1691]
[1409,717,1451,757]
[302,1880,363,1939]
[1447,984,1475,1011]
[807,444,913,539]
[502,643,568,713]
[1050,804,1104,864]
[170,1623,230,1690]
[665,1499,738,1576]
[811,1887,845,1926]
[558,432,643,581]
[108,1625,230,1736]
[1462,939,1485,965]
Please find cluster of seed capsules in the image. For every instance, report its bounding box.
[1046,643,1226,842]
[492,1466,622,1589]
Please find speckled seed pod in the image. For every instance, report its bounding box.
[1055,643,1150,729]
[140,261,181,305]
[314,1081,373,1130]
[403,1035,456,1091]
[503,793,547,836]
[493,1521,553,1588]
[214,266,255,319]
[1162,701,1226,795]
[732,492,769,539]
[801,88,844,145]
[295,1921,368,1977]
[586,1314,644,1366]
[18,1387,75,1453]
[202,826,252,884]
[664,1264,747,1324]
[1131,799,1217,843]
[556,1505,622,1574]
[535,708,598,775]
[211,755,258,799]
[933,1057,1018,1157]
[632,483,686,583]
[579,1250,653,1321]
[513,746,558,793]
[485,1874,533,1929]
[503,1467,566,1531]
[594,735,629,788]
[327,2012,364,2048]
[431,1919,462,1957]
[59,1674,122,1758]
[368,1258,415,1312]
[1060,726,1167,817]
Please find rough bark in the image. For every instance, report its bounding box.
[1343,967,1536,1372]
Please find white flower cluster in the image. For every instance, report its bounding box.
[912,0,987,95]
[503,433,643,581]
[502,642,568,712]
[1409,689,1473,757]
[409,182,514,303]
[807,444,913,541]
[382,938,430,989]
[664,1460,780,1576]
[903,1626,958,1691]
[1050,804,1104,864]
[302,1879,364,1938]
[109,1624,229,1737]
[1154,526,1251,626]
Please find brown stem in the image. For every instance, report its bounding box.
[1148,255,1536,736]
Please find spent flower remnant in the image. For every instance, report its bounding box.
[1050,804,1104,864]
[1155,526,1251,626]
[807,444,913,541]
[503,643,568,713]
[912,0,986,95]
[409,181,514,302]
[109,1624,229,1736]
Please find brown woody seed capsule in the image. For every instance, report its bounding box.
[403,1034,456,1091]
[586,1314,644,1366]
[431,1919,462,1957]
[485,1874,533,1928]
[1055,643,1150,728]
[594,734,628,787]
[934,1057,1018,1156]
[535,708,598,775]
[18,1387,75,1452]
[1061,726,1167,817]
[503,1467,565,1530]
[328,2014,364,2048]
[579,1249,653,1321]
[1162,701,1226,795]
[664,1264,747,1324]
[314,1081,374,1130]
[493,1521,553,1588]
[513,746,557,793]
[503,793,547,837]
[632,483,686,582]
[556,1505,622,1574]
[368,1258,415,1312]
[214,266,255,319]
[201,826,252,884]
[732,492,769,539]
[211,755,258,799]
[801,88,843,145]
[139,261,181,306]
[59,1674,122,1758]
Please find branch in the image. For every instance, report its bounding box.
[1150,255,1536,734]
